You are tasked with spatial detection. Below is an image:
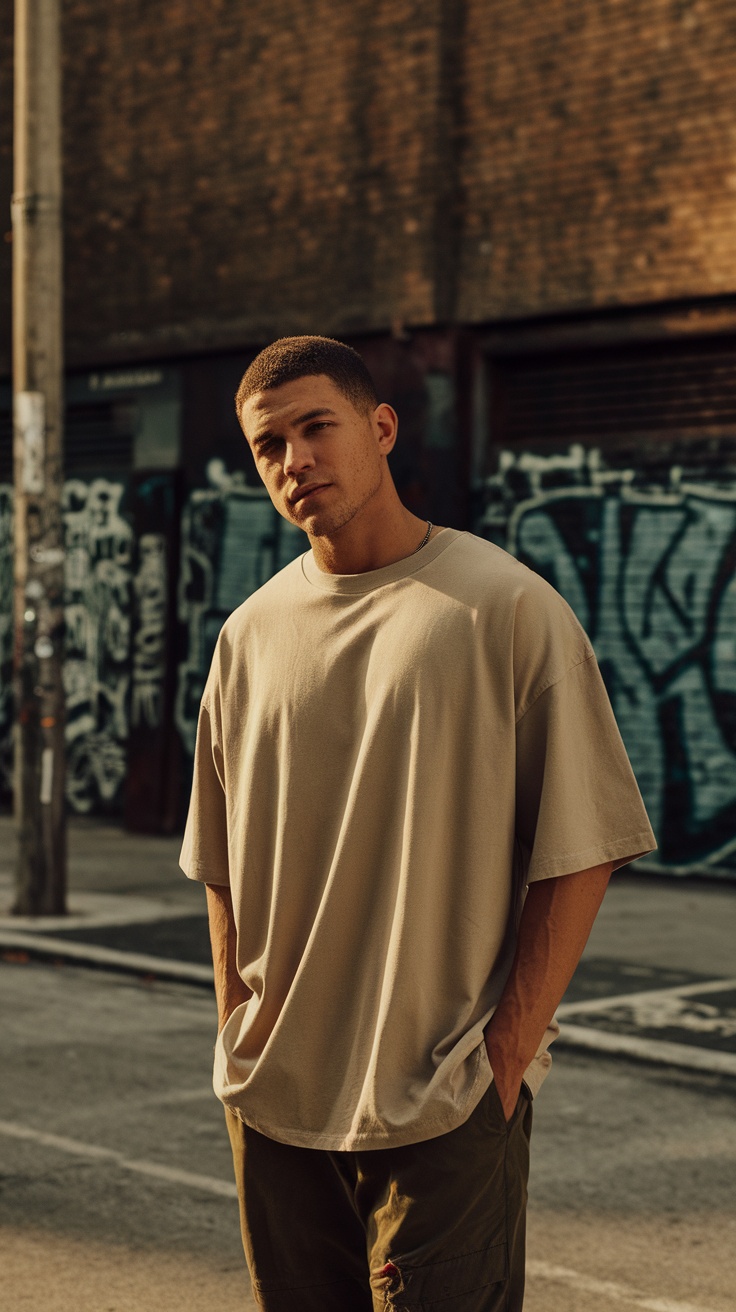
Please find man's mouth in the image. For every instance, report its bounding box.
[291,483,331,506]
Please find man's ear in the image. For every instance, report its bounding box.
[374,403,399,455]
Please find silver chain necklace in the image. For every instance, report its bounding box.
[413,521,433,554]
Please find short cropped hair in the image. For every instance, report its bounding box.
[235,336,378,430]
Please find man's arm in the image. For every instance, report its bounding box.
[205,883,252,1033]
[484,861,612,1119]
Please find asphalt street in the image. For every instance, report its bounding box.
[1,958,734,1312]
[1,817,735,1310]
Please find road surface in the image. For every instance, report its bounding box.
[1,958,733,1311]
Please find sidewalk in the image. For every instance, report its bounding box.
[1,814,734,1078]
[0,814,212,977]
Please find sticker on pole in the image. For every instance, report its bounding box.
[14,391,45,494]
[40,747,54,805]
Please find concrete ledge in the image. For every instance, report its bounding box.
[0,930,214,987]
[3,930,734,1079]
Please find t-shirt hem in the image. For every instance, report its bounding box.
[220,1050,492,1152]
[526,829,657,883]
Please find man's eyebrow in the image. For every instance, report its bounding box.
[295,407,337,425]
[251,408,337,447]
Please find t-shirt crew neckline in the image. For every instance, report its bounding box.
[300,526,463,594]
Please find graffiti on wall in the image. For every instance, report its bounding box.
[131,533,167,729]
[176,461,305,753]
[0,464,306,809]
[477,446,736,872]
[63,478,134,813]
[0,478,135,811]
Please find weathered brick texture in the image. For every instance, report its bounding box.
[458,0,736,320]
[2,1,736,368]
[59,0,448,363]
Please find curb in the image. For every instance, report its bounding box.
[2,931,734,1081]
[0,930,214,987]
[556,1022,736,1077]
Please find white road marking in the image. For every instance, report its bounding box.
[604,994,736,1039]
[557,977,736,1018]
[527,1259,720,1312]
[556,977,736,1075]
[3,1125,721,1310]
[0,930,214,985]
[0,1118,237,1199]
[555,1024,736,1076]
[2,941,733,1075]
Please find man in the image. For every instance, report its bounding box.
[180,335,656,1311]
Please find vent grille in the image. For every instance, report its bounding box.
[64,401,135,473]
[493,339,736,444]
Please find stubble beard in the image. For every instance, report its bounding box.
[295,464,384,540]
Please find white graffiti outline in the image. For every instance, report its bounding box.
[176,469,305,754]
[131,533,167,729]
[479,449,736,871]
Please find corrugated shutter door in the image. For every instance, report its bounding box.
[493,338,736,446]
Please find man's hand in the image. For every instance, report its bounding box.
[483,861,613,1120]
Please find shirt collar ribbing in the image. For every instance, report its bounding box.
[300,527,463,595]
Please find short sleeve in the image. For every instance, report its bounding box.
[179,692,230,886]
[515,653,657,883]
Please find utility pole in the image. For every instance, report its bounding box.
[11,0,67,914]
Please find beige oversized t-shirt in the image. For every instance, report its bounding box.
[180,528,655,1150]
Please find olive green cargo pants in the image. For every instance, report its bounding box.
[225,1080,532,1311]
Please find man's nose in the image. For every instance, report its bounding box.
[283,440,315,475]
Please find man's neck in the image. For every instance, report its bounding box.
[309,514,442,575]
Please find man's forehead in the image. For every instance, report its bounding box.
[242,375,343,432]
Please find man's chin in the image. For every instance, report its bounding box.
[300,517,335,538]
[279,504,333,535]
[296,507,353,539]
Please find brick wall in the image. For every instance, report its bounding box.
[458,0,736,321]
[3,0,453,370]
[2,2,736,368]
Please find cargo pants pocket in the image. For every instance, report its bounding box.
[371,1241,508,1310]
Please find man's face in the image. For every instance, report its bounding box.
[241,375,391,538]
